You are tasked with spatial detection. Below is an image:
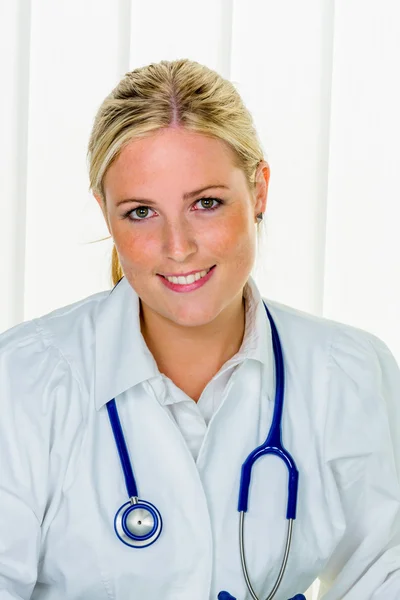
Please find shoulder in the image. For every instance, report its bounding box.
[35,287,109,366]
[263,296,387,359]
[265,298,400,471]
[1,287,109,347]
[263,297,399,431]
[0,288,111,415]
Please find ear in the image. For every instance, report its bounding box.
[94,193,111,235]
[254,160,270,215]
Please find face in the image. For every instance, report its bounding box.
[95,127,269,334]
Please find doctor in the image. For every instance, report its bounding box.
[0,58,400,600]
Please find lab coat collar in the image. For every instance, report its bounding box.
[94,275,273,411]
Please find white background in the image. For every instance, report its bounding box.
[1,2,400,596]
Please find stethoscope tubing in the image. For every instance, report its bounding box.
[239,513,294,600]
[238,303,299,518]
[106,398,138,499]
[233,302,299,600]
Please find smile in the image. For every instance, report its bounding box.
[162,267,213,284]
[157,265,216,293]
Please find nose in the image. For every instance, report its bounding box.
[162,219,197,262]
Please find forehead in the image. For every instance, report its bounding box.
[104,128,240,192]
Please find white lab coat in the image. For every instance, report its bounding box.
[0,275,399,600]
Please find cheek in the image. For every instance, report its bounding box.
[114,229,158,270]
[213,213,255,258]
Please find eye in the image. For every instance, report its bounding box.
[123,197,224,222]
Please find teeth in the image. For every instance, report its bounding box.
[165,268,211,285]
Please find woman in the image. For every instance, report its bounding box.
[0,58,399,600]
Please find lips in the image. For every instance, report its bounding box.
[158,264,216,292]
[160,265,215,279]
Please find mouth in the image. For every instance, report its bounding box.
[158,265,216,280]
[157,265,217,292]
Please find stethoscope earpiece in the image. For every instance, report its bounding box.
[114,497,163,548]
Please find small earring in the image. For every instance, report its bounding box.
[256,213,263,224]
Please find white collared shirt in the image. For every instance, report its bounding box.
[0,275,399,600]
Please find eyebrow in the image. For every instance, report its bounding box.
[115,184,230,207]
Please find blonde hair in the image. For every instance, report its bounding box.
[87,58,267,286]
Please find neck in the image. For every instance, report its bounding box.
[140,291,247,373]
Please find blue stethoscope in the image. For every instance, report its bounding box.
[105,300,305,600]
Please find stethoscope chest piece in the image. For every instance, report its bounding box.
[114,497,163,548]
